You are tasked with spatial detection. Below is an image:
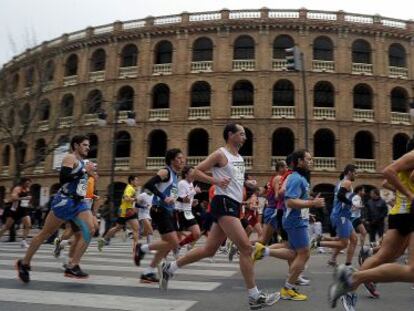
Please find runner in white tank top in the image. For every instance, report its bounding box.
[159,123,280,310]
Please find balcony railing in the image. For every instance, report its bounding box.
[353,109,374,122]
[88,71,105,82]
[153,63,172,74]
[33,162,45,174]
[149,109,170,121]
[313,157,336,171]
[313,107,336,120]
[37,120,49,132]
[232,60,255,71]
[0,166,9,177]
[146,157,164,169]
[272,59,287,71]
[188,107,211,120]
[42,82,54,92]
[244,156,253,170]
[119,66,138,78]
[58,116,73,128]
[354,159,376,173]
[231,106,254,118]
[114,157,130,170]
[117,110,133,123]
[63,75,77,86]
[312,60,335,72]
[191,61,213,72]
[391,112,410,124]
[272,106,295,119]
[389,66,408,79]
[83,113,99,125]
[187,156,206,166]
[352,63,373,75]
[271,156,286,169]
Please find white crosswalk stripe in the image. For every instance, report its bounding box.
[0,239,240,311]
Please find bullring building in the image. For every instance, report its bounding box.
[0,8,413,206]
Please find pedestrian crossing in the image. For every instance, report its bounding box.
[0,238,240,311]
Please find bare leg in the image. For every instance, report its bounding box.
[149,231,180,268]
[21,216,31,240]
[287,248,310,284]
[70,210,94,266]
[0,217,15,238]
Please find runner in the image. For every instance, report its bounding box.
[350,186,368,250]
[137,189,154,245]
[16,135,96,282]
[155,124,279,310]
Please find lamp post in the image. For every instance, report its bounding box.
[98,102,135,208]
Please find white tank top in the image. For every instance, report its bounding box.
[212,147,245,203]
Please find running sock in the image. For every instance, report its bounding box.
[248,286,260,299]
[140,244,150,253]
[284,281,294,290]
[144,267,156,275]
[146,234,153,244]
[168,261,179,273]
[179,234,195,247]
[263,247,270,257]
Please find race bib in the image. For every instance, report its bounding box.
[76,177,87,197]
[20,199,30,208]
[184,210,194,220]
[301,208,309,220]
[170,186,178,200]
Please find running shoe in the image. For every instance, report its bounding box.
[15,259,30,283]
[64,265,89,279]
[20,240,29,249]
[134,243,145,266]
[228,242,238,262]
[363,282,380,298]
[327,259,338,268]
[248,291,280,310]
[280,287,307,301]
[328,264,354,308]
[53,238,63,258]
[310,235,322,250]
[159,262,173,290]
[140,272,159,284]
[340,292,357,311]
[251,242,266,262]
[97,238,105,252]
[295,275,311,286]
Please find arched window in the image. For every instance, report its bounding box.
[232,80,254,106]
[44,60,55,82]
[239,127,253,156]
[313,36,334,61]
[389,43,406,67]
[90,48,106,72]
[148,130,167,157]
[86,90,103,114]
[87,133,99,159]
[34,139,46,162]
[61,94,74,117]
[116,86,134,111]
[39,99,50,121]
[314,81,334,107]
[393,133,409,160]
[7,108,15,128]
[152,84,170,109]
[192,37,213,61]
[352,39,371,64]
[65,54,78,76]
[390,87,408,113]
[17,142,27,164]
[2,145,10,166]
[115,131,131,158]
[188,129,209,156]
[121,44,138,67]
[354,131,374,159]
[273,35,294,59]
[25,67,35,87]
[273,80,294,106]
[12,73,19,92]
[19,103,31,125]
[154,41,173,64]
[190,81,211,107]
[314,129,335,157]
[233,35,255,60]
[272,128,295,156]
[353,84,372,109]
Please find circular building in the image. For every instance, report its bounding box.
[0,8,413,204]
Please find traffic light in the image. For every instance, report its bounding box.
[285,46,302,71]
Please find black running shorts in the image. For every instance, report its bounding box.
[210,195,241,222]
[176,211,198,231]
[388,214,414,236]
[150,206,177,235]
[116,213,138,225]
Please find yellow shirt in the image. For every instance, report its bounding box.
[390,171,414,215]
[119,184,136,217]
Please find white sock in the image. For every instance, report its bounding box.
[264,247,270,257]
[284,281,294,289]
[140,244,150,253]
[147,234,153,244]
[60,240,69,247]
[168,261,179,273]
[144,266,156,275]
[248,286,260,299]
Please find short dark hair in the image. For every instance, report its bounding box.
[165,148,182,166]
[275,160,287,171]
[223,123,241,141]
[70,135,89,151]
[19,177,32,186]
[128,175,138,184]
[285,153,294,167]
[290,149,309,168]
[340,164,357,180]
[371,188,380,196]
[181,165,194,179]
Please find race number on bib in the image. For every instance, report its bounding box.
[20,199,30,208]
[301,208,309,220]
[76,178,87,197]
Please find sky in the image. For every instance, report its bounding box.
[0,0,413,66]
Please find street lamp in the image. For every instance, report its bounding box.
[97,102,136,208]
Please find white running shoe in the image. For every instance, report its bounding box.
[20,240,29,249]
